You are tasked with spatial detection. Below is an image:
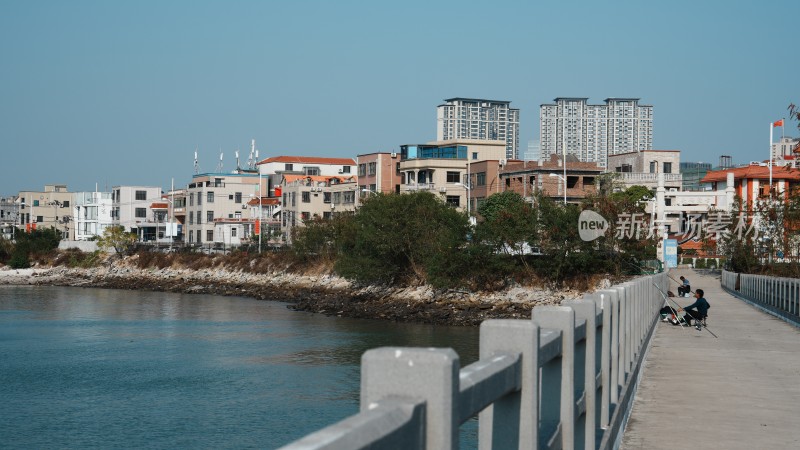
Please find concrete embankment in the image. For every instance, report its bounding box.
[0,265,587,326]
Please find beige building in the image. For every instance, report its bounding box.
[398,139,507,211]
[356,152,401,194]
[607,150,683,191]
[185,173,266,246]
[280,174,358,243]
[17,184,74,239]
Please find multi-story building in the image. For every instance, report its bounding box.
[607,150,683,191]
[279,174,359,243]
[17,185,74,239]
[680,162,713,191]
[184,173,266,247]
[437,98,520,160]
[398,139,507,212]
[111,186,163,240]
[257,156,356,197]
[356,152,401,194]
[499,154,605,205]
[73,191,113,241]
[1,196,18,240]
[540,97,653,168]
[771,136,800,161]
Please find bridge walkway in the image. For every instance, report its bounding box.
[621,269,800,449]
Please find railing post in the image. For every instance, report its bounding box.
[362,347,460,450]
[533,306,576,450]
[478,320,539,450]
[594,290,613,428]
[564,298,598,450]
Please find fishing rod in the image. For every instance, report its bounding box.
[652,279,690,329]
[666,273,720,338]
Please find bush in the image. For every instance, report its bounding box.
[8,251,30,269]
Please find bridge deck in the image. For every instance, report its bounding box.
[622,269,800,450]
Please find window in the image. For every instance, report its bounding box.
[135,190,147,201]
[358,164,366,176]
[61,201,70,208]
[235,192,242,203]
[207,230,214,242]
[36,215,44,223]
[650,161,656,173]
[343,191,355,204]
[302,191,311,203]
[663,162,672,174]
[231,227,237,238]
[285,163,294,171]
[196,230,201,242]
[472,152,478,160]
[367,162,377,175]
[341,166,351,173]
[323,192,331,203]
[207,211,214,222]
[445,196,460,207]
[323,211,332,220]
[196,213,201,224]
[135,208,146,218]
[446,171,461,183]
[189,211,194,225]
[197,192,202,205]
[207,192,214,203]
[33,200,39,206]
[301,212,310,221]
[304,167,320,176]
[189,194,194,206]
[476,172,486,186]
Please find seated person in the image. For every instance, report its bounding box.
[677,276,691,297]
[680,288,710,328]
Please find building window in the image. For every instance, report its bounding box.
[302,191,311,203]
[343,191,355,204]
[61,201,70,208]
[285,163,294,171]
[196,230,201,242]
[304,167,320,176]
[207,192,214,203]
[445,196,460,207]
[33,200,39,206]
[446,171,461,183]
[207,211,214,222]
[189,194,194,206]
[36,215,44,223]
[135,208,146,218]
[341,166,351,174]
[663,162,672,174]
[231,227,237,238]
[358,164,366,176]
[650,161,656,173]
[135,190,147,201]
[368,162,377,175]
[323,212,332,220]
[196,213,201,225]
[323,192,331,203]
[301,212,310,221]
[476,172,486,186]
[189,211,194,225]
[207,230,214,241]
[197,192,202,205]
[235,192,242,204]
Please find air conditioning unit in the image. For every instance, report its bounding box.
[391,152,397,158]
[241,205,247,209]
[500,159,507,166]
[439,187,448,193]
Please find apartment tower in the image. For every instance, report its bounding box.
[437,98,520,160]
[539,97,653,168]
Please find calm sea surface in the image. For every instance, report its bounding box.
[0,285,480,449]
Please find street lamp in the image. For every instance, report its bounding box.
[549,173,567,204]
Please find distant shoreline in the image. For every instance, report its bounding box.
[0,264,579,326]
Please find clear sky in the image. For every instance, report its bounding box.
[1,0,798,195]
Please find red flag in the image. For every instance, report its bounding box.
[773,119,784,127]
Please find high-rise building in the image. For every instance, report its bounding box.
[437,98,520,160]
[539,97,653,168]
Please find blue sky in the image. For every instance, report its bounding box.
[1,0,798,195]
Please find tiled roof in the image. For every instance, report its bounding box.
[282,174,356,184]
[150,202,169,209]
[247,197,281,206]
[257,155,356,165]
[701,165,800,183]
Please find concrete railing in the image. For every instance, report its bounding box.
[722,270,800,325]
[280,272,668,450]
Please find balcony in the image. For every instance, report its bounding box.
[402,183,436,192]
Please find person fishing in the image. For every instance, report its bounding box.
[680,288,710,330]
[678,276,691,297]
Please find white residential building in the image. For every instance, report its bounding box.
[111,186,163,240]
[437,98,520,160]
[540,97,653,168]
[73,191,113,241]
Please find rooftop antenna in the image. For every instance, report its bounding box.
[248,139,256,169]
[216,150,224,172]
[235,149,241,171]
[194,149,199,174]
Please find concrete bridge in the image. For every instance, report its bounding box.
[281,269,800,450]
[621,269,800,449]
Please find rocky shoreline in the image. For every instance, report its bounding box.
[0,264,595,326]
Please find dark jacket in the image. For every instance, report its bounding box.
[684,297,710,316]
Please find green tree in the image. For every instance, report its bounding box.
[97,225,137,257]
[334,192,470,287]
[7,227,62,268]
[475,191,538,268]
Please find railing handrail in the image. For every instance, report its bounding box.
[280,272,668,449]
[721,269,800,326]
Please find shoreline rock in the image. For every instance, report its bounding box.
[0,264,581,326]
